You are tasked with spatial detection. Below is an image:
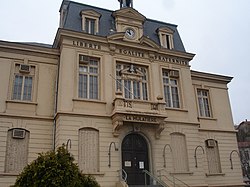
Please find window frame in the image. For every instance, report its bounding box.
[85,18,96,34]
[78,55,100,100]
[80,10,101,35]
[157,27,174,49]
[115,62,149,101]
[11,64,35,102]
[162,69,181,108]
[197,89,212,118]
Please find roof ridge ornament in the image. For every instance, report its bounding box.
[118,0,133,9]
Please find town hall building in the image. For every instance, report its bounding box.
[0,0,244,186]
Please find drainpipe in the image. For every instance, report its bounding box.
[52,54,60,151]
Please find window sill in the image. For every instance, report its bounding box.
[206,173,225,177]
[0,172,19,176]
[6,100,38,105]
[73,98,106,104]
[198,117,217,121]
[170,171,193,175]
[165,107,188,112]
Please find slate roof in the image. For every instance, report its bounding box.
[62,1,186,52]
[21,42,53,48]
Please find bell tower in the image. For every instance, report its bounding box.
[118,0,133,9]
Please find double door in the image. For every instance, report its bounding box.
[122,134,149,185]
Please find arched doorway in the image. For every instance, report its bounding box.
[122,133,150,185]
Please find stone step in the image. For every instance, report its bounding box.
[129,186,163,187]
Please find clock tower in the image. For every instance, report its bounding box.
[113,0,145,41]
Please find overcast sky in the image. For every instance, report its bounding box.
[0,0,249,125]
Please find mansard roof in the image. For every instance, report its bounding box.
[61,1,186,52]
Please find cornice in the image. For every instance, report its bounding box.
[198,128,237,133]
[0,40,60,58]
[0,113,53,121]
[55,111,110,120]
[55,29,195,62]
[191,70,233,84]
[112,7,146,22]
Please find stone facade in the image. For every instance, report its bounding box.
[0,1,244,186]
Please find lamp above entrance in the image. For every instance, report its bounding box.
[118,0,133,8]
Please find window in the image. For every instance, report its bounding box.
[162,69,180,108]
[80,10,101,35]
[171,133,189,172]
[161,34,172,49]
[12,64,35,101]
[78,55,99,100]
[157,27,174,49]
[197,89,211,117]
[116,63,148,100]
[85,18,95,34]
[5,128,29,173]
[205,139,222,174]
[78,128,99,173]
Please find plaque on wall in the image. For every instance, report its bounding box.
[139,161,144,169]
[125,161,132,167]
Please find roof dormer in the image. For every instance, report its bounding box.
[157,27,175,49]
[80,9,102,35]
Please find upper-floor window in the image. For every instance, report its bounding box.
[157,27,174,49]
[116,63,148,100]
[162,69,180,108]
[12,64,35,101]
[78,55,99,100]
[80,10,101,35]
[85,18,95,34]
[197,89,211,117]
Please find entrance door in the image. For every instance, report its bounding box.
[122,134,149,185]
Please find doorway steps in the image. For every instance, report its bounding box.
[129,185,163,187]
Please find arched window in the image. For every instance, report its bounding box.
[205,139,222,173]
[5,128,29,173]
[170,133,189,172]
[78,128,99,173]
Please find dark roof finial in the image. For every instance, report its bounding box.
[118,0,133,9]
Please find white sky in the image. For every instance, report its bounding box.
[0,0,249,124]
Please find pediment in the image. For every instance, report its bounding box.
[107,32,125,41]
[139,36,160,49]
[107,33,160,49]
[80,9,101,18]
[157,26,175,34]
[112,8,146,22]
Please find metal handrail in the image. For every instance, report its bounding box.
[157,169,190,187]
[170,174,190,187]
[117,169,128,182]
[142,169,169,187]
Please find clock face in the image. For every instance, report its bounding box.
[125,28,135,39]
